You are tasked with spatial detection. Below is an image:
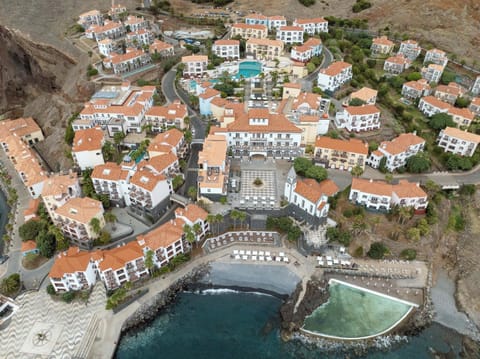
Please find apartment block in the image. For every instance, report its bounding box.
[437,127,480,157]
[292,17,328,35]
[398,39,421,61]
[314,137,368,171]
[424,48,448,67]
[78,9,103,29]
[384,54,411,74]
[421,64,445,84]
[103,48,152,75]
[72,127,105,170]
[401,79,431,100]
[231,23,268,39]
[181,55,209,77]
[197,134,229,198]
[317,61,352,93]
[371,36,394,56]
[276,26,304,44]
[246,38,284,61]
[145,101,188,131]
[434,83,464,104]
[335,105,381,132]
[212,39,240,60]
[149,39,174,57]
[291,37,322,63]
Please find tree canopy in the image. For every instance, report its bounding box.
[36,231,56,258]
[406,152,431,173]
[429,113,455,130]
[19,220,47,241]
[367,242,388,259]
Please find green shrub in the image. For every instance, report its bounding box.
[400,248,417,260]
[367,242,388,259]
[62,291,75,303]
[47,284,56,296]
[354,246,363,257]
[352,0,372,13]
[343,209,353,218]
[298,0,315,6]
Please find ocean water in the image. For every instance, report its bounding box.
[116,290,464,359]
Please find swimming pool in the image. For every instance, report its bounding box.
[302,279,417,340]
[234,61,262,79]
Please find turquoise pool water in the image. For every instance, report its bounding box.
[303,280,414,339]
[235,61,262,79]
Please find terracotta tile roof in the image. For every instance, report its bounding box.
[175,204,208,222]
[146,102,187,120]
[448,107,474,121]
[283,82,301,89]
[372,36,394,47]
[227,110,302,133]
[304,37,322,47]
[246,38,283,47]
[41,173,79,197]
[385,54,410,65]
[295,178,338,203]
[345,104,380,116]
[55,197,103,224]
[315,137,368,155]
[106,48,147,65]
[232,23,267,30]
[471,97,480,106]
[97,241,144,272]
[421,96,451,110]
[441,127,480,143]
[246,13,267,20]
[210,97,229,107]
[72,127,104,152]
[137,219,184,250]
[379,133,425,156]
[426,48,446,56]
[291,92,322,110]
[138,152,177,174]
[404,79,431,92]
[299,115,319,123]
[79,9,101,17]
[269,16,286,21]
[214,39,239,46]
[149,128,184,149]
[435,83,463,97]
[426,63,445,72]
[199,134,227,166]
[88,21,123,34]
[351,178,393,196]
[279,26,303,32]
[393,180,428,198]
[350,87,377,102]
[181,55,208,63]
[125,15,146,25]
[21,240,37,252]
[294,17,327,24]
[149,39,173,52]
[92,162,129,181]
[372,150,383,157]
[49,247,92,278]
[199,88,220,100]
[130,168,167,191]
[0,117,42,141]
[401,39,418,45]
[23,198,41,218]
[319,61,352,76]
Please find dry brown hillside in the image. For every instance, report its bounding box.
[173,0,480,65]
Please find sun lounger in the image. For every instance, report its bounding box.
[275,257,282,262]
[239,250,245,255]
[233,250,239,255]
[259,256,265,261]
[242,255,248,260]
[252,251,258,256]
[283,257,289,263]
[266,256,272,261]
[259,251,264,256]
[252,256,257,261]
[265,251,271,256]
[246,250,252,255]
[279,252,285,257]
[235,255,241,260]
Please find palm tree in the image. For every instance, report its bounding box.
[90,218,101,236]
[398,206,412,225]
[193,222,202,242]
[104,212,118,231]
[351,166,364,177]
[206,214,215,235]
[238,211,247,229]
[183,224,195,250]
[215,214,223,234]
[49,225,68,251]
[187,186,197,201]
[230,210,240,230]
[145,250,155,275]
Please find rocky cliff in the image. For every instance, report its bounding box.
[0,25,95,170]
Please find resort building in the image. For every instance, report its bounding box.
[149,40,174,57]
[199,88,221,116]
[145,101,188,131]
[366,132,426,171]
[370,36,394,56]
[91,162,131,207]
[401,79,431,100]
[424,48,448,67]
[314,137,369,171]
[276,26,304,45]
[97,241,148,290]
[398,40,421,61]
[54,197,105,246]
[383,54,411,74]
[181,55,208,78]
[212,39,240,60]
[109,3,127,19]
[317,61,353,93]
[290,37,322,63]
[148,128,187,159]
[244,14,287,30]
[136,219,185,269]
[103,48,152,75]
[124,15,148,31]
[469,97,480,117]
[128,168,173,221]
[21,240,38,257]
[98,39,115,56]
[448,107,475,127]
[437,127,480,157]
[23,198,41,222]
[471,76,480,95]
[418,96,451,117]
[78,9,103,29]
[0,118,47,198]
[349,178,428,212]
[41,173,82,224]
[126,29,155,46]
[294,115,327,146]
[421,64,445,84]
[197,134,229,198]
[72,127,105,170]
[282,83,302,99]
[335,105,381,132]
[76,83,156,134]
[349,87,378,105]
[175,204,209,241]
[292,17,328,35]
[49,247,98,292]
[434,83,464,104]
[246,38,284,61]
[85,20,126,41]
[231,23,268,39]
[284,168,339,222]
